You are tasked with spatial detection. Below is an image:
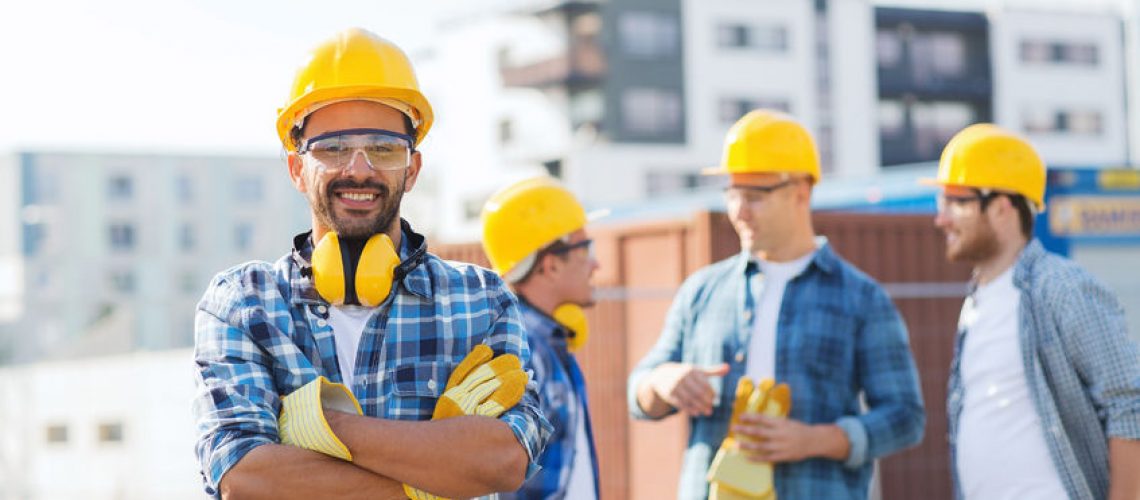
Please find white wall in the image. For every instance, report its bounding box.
[0,349,204,500]
[991,9,1129,166]
[828,0,881,179]
[682,0,819,158]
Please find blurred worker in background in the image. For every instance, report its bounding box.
[929,123,1140,499]
[628,109,925,499]
[482,176,602,499]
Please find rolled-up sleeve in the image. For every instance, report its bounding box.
[191,275,281,496]
[1054,272,1140,440]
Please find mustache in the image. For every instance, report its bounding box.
[327,179,389,195]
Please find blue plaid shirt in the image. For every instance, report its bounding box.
[191,221,552,496]
[503,300,599,500]
[628,241,925,500]
[948,240,1140,500]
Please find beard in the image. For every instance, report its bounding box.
[946,218,1001,263]
[311,173,406,239]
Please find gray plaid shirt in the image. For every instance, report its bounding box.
[947,239,1140,500]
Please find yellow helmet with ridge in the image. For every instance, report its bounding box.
[480,177,587,278]
[924,123,1046,210]
[277,28,434,151]
[702,109,821,184]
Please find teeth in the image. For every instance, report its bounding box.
[340,192,376,202]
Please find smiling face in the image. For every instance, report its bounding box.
[287,100,422,240]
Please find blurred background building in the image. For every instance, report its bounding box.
[2,0,1139,498]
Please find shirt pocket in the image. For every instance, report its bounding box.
[386,361,451,420]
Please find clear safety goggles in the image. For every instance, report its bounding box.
[298,128,415,173]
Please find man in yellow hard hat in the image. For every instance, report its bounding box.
[481,176,601,499]
[628,110,925,499]
[928,124,1140,499]
[191,28,551,499]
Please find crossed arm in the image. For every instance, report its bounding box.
[219,414,527,500]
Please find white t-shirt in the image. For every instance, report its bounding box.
[744,251,815,381]
[328,305,374,390]
[562,391,597,499]
[956,267,1067,499]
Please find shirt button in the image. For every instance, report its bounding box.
[427,379,438,392]
[317,319,328,328]
[317,305,328,314]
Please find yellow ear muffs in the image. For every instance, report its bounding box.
[354,233,399,307]
[311,233,348,305]
[310,232,400,307]
[552,303,589,352]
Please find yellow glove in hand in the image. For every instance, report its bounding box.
[278,376,363,461]
[707,377,791,499]
[403,344,529,500]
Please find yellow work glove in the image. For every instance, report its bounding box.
[707,377,792,499]
[277,376,363,461]
[403,344,529,500]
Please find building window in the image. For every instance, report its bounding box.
[234,223,254,252]
[718,23,787,52]
[621,88,682,136]
[1023,109,1103,135]
[1020,40,1098,66]
[718,24,750,48]
[620,11,679,58]
[109,270,135,293]
[45,424,68,444]
[175,174,193,204]
[179,223,196,252]
[23,223,46,256]
[97,422,124,444]
[543,159,563,179]
[879,99,979,166]
[499,119,513,145]
[235,176,263,203]
[107,174,133,201]
[109,223,135,252]
[719,98,790,124]
[646,170,722,197]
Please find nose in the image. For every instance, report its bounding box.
[934,208,951,229]
[342,148,374,177]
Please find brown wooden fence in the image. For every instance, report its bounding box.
[434,210,971,500]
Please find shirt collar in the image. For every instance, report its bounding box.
[736,236,838,277]
[517,298,571,347]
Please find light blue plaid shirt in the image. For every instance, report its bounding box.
[191,221,552,496]
[948,239,1140,500]
[628,241,925,500]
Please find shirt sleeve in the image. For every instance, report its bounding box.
[191,274,282,497]
[1052,269,1140,440]
[482,279,554,480]
[842,281,926,468]
[627,273,700,420]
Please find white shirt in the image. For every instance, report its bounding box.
[744,251,815,381]
[328,305,373,390]
[956,267,1067,499]
[562,391,597,499]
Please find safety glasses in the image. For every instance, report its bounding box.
[547,238,595,260]
[298,128,415,173]
[723,180,794,210]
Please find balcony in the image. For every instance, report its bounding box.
[500,41,606,89]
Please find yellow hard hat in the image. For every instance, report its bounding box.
[276,28,435,151]
[924,123,1046,210]
[481,177,587,277]
[702,109,821,183]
